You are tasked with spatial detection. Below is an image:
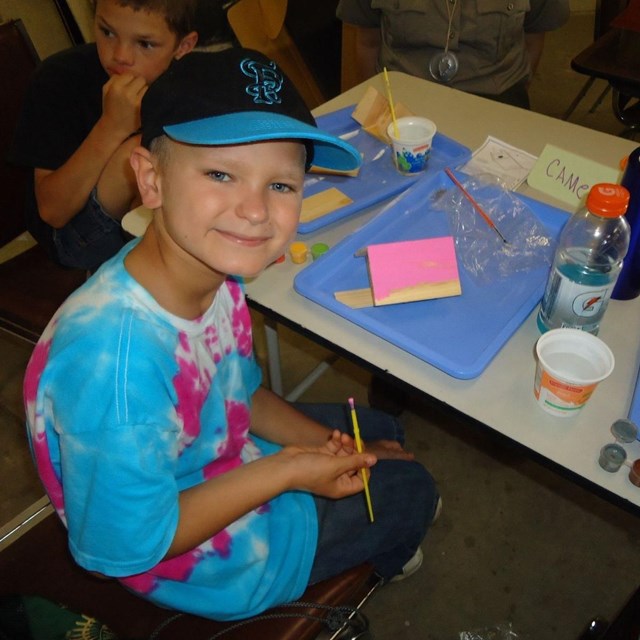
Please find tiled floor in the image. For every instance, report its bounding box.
[2,9,640,638]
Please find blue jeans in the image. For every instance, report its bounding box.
[294,403,439,583]
[52,189,128,272]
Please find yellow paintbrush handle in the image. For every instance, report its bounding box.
[383,67,399,139]
[350,402,375,522]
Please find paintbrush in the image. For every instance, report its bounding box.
[444,168,509,244]
[348,397,375,522]
[383,67,399,139]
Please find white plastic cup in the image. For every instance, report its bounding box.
[386,116,436,175]
[533,328,615,417]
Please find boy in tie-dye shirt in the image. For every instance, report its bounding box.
[24,49,439,621]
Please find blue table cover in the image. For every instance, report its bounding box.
[300,105,471,233]
[294,170,570,379]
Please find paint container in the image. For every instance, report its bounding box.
[289,241,308,264]
[387,117,436,175]
[629,459,640,487]
[311,242,329,261]
[598,443,627,472]
[533,328,614,417]
[610,418,638,443]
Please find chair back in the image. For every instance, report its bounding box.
[594,0,630,39]
[0,19,40,247]
[227,0,326,109]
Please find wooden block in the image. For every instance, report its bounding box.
[352,85,413,143]
[367,236,461,306]
[300,188,353,223]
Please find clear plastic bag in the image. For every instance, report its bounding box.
[459,621,520,639]
[431,173,556,286]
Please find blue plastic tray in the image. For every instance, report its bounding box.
[294,170,570,379]
[300,105,471,234]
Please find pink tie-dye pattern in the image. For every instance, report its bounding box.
[204,325,222,364]
[203,400,250,479]
[24,340,65,514]
[212,528,232,558]
[228,280,252,357]
[121,547,203,594]
[173,332,213,447]
[121,531,231,595]
[23,340,50,406]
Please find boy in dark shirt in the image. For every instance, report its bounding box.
[10,0,197,271]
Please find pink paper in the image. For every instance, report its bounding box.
[367,236,460,304]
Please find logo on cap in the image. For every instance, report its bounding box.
[241,58,283,105]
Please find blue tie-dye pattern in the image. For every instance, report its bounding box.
[23,240,317,621]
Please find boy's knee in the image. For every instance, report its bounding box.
[373,459,437,518]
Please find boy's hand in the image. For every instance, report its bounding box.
[101,73,148,140]
[280,442,377,499]
[325,429,414,461]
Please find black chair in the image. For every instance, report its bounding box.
[563,0,630,121]
[0,19,87,344]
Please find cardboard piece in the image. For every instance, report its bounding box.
[351,85,414,143]
[526,144,621,211]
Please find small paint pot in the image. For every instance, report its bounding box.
[311,242,329,261]
[598,443,627,473]
[289,241,308,264]
[610,418,638,443]
[629,459,640,487]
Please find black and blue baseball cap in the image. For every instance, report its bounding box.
[141,48,361,172]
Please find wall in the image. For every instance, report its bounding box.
[0,0,71,59]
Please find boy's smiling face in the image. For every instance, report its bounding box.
[148,139,306,279]
[94,0,195,83]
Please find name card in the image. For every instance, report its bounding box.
[527,144,621,210]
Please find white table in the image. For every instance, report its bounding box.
[244,71,640,510]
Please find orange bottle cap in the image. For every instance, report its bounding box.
[586,183,630,217]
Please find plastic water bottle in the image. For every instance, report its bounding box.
[612,146,640,300]
[537,183,630,335]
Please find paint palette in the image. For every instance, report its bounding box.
[294,169,570,379]
[299,105,471,233]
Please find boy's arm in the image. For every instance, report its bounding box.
[168,432,375,557]
[249,387,416,459]
[34,73,147,228]
[250,386,334,447]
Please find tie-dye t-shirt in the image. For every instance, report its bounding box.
[23,241,317,621]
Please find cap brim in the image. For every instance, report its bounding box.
[163,112,361,172]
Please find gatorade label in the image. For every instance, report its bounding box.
[543,268,613,331]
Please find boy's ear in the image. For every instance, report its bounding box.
[130,147,162,209]
[175,31,198,59]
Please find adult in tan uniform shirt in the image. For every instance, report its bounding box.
[337,0,570,108]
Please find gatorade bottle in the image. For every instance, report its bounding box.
[612,147,640,299]
[537,183,630,335]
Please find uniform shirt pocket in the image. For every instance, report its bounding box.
[372,0,452,49]
[476,0,529,62]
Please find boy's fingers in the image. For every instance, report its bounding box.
[338,452,376,475]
